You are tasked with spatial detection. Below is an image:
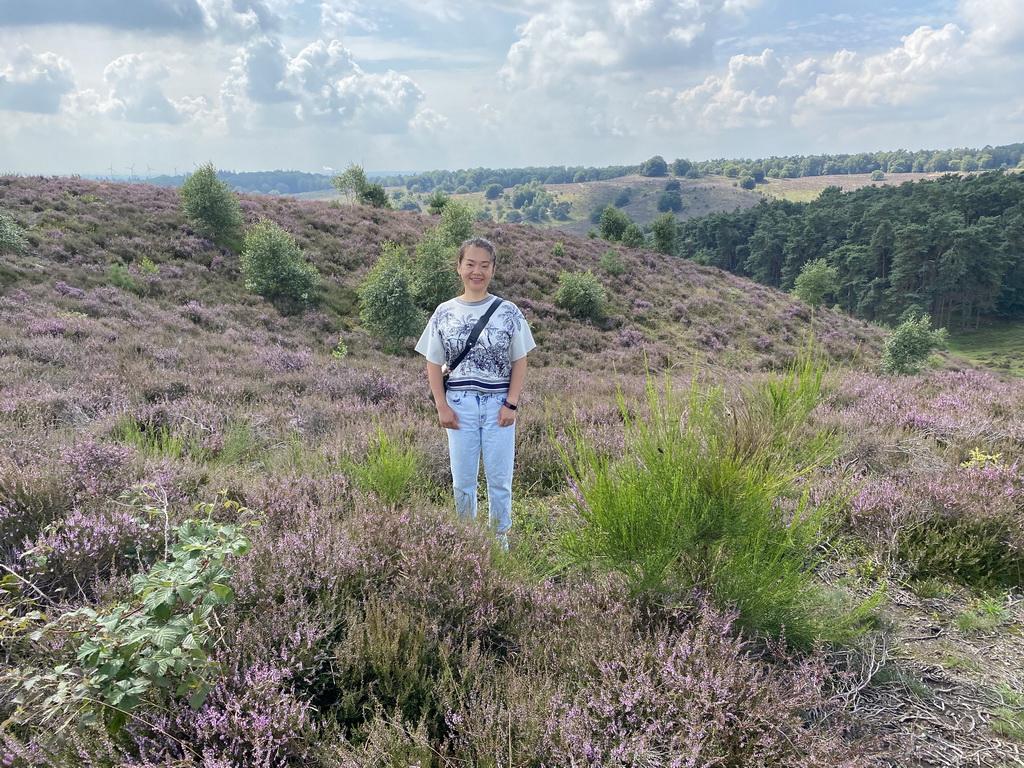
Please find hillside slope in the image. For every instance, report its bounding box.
[3,176,1024,767]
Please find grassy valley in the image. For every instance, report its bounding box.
[2,174,1024,767]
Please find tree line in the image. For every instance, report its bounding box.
[676,171,1024,329]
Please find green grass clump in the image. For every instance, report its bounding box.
[990,686,1024,741]
[557,349,880,649]
[954,596,1009,635]
[347,426,422,506]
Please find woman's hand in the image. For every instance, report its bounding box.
[497,404,517,428]
[437,403,460,430]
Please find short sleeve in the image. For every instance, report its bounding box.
[509,306,536,361]
[414,312,447,365]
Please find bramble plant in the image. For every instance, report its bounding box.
[6,486,256,733]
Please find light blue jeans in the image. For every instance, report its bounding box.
[445,390,515,535]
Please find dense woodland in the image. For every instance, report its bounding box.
[677,170,1024,329]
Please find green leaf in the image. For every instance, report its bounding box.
[150,624,188,651]
[188,683,212,710]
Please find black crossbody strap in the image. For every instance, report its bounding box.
[448,298,503,374]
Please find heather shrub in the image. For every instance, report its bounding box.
[357,241,423,353]
[241,217,320,306]
[559,352,877,648]
[179,162,244,249]
[554,270,607,319]
[897,503,1024,590]
[59,437,135,502]
[0,460,72,562]
[0,210,28,254]
[17,505,162,597]
[539,605,866,768]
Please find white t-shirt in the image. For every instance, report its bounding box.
[415,295,536,393]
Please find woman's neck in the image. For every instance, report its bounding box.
[460,290,491,303]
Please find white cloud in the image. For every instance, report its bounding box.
[222,37,425,133]
[95,53,205,124]
[642,48,791,133]
[796,23,968,114]
[500,0,750,93]
[959,0,1024,48]
[0,46,75,113]
[640,11,1014,141]
[319,0,378,34]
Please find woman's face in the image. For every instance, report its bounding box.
[457,246,495,294]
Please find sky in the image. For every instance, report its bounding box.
[0,0,1021,177]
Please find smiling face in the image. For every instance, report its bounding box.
[457,245,495,298]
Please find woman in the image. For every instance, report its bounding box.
[415,237,536,549]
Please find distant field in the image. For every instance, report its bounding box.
[946,322,1024,377]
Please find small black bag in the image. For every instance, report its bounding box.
[440,297,503,392]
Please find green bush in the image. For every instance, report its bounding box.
[409,201,473,311]
[650,211,677,255]
[241,218,320,305]
[426,191,449,215]
[621,223,645,248]
[880,314,947,375]
[599,249,625,276]
[0,211,28,254]
[107,263,137,293]
[898,514,1024,590]
[598,206,630,242]
[347,426,423,506]
[557,351,879,648]
[179,162,244,249]
[554,270,607,319]
[793,258,838,307]
[358,242,424,353]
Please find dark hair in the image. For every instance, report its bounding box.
[457,237,497,265]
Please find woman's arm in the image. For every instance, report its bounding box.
[427,361,459,429]
[498,356,527,427]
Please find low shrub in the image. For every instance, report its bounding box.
[558,350,879,648]
[554,270,607,320]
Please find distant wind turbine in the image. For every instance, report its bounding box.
[107,162,116,178]
[126,164,136,180]
[146,164,154,179]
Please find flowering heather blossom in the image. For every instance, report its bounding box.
[59,437,135,500]
[54,281,85,298]
[540,605,867,767]
[259,345,313,373]
[18,505,161,594]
